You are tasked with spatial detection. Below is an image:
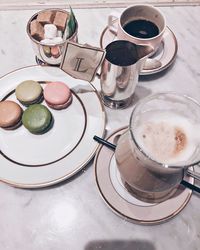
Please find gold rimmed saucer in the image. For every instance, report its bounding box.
[94,127,193,225]
[100,23,178,75]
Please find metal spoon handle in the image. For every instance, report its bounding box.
[187,169,200,181]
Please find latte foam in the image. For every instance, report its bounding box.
[134,112,199,165]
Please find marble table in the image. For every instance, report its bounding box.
[0,5,200,250]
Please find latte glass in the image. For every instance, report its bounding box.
[115,93,200,203]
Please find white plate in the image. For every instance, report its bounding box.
[100,24,178,75]
[0,65,106,188]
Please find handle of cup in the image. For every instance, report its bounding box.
[108,11,120,35]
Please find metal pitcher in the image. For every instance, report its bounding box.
[100,40,154,109]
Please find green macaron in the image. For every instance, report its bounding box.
[22,104,52,134]
[15,80,43,106]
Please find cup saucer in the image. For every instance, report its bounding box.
[94,127,194,225]
[100,24,178,75]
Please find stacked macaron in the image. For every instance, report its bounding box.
[0,100,23,130]
[15,80,53,134]
[44,81,72,110]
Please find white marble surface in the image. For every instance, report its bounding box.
[0,6,200,250]
[0,1,199,10]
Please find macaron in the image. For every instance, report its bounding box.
[43,46,51,58]
[0,100,23,130]
[44,81,72,110]
[51,46,60,58]
[15,80,43,106]
[22,104,53,134]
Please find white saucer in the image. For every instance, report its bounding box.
[0,65,106,188]
[100,23,178,75]
[94,127,194,225]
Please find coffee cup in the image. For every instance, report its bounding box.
[115,92,200,203]
[108,4,166,53]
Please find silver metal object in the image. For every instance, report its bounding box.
[187,169,200,181]
[26,8,78,66]
[143,58,162,70]
[100,40,153,109]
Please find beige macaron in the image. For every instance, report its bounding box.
[0,100,23,129]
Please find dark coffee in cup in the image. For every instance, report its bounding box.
[123,19,159,39]
[108,5,166,52]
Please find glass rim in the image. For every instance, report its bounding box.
[129,92,200,168]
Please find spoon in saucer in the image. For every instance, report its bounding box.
[143,58,162,70]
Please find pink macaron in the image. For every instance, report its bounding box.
[44,81,72,110]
